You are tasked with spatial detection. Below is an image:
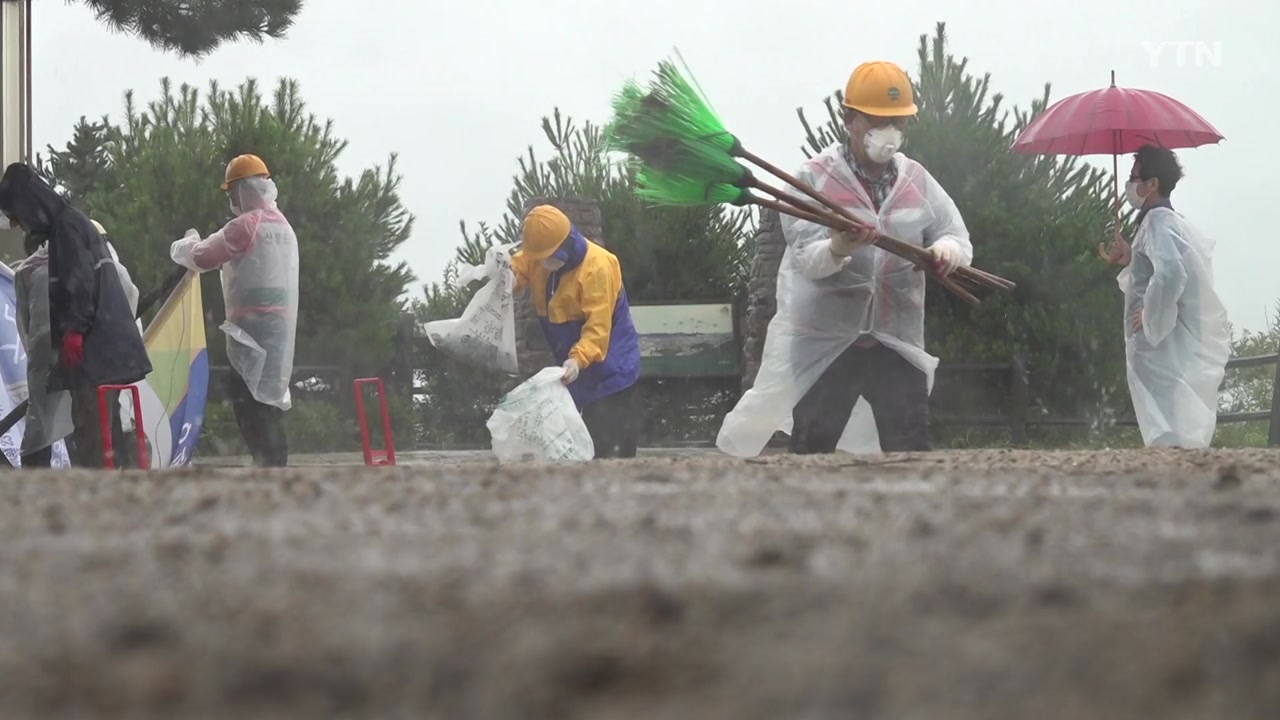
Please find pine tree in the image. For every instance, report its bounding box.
[35,117,112,214]
[76,0,302,57]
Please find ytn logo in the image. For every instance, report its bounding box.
[1141,40,1222,68]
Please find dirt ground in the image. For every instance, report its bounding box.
[3,448,1280,719]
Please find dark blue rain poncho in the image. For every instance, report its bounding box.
[0,163,152,390]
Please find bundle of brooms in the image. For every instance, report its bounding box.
[604,59,1015,305]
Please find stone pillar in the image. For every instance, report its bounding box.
[742,209,785,389]
[514,196,605,376]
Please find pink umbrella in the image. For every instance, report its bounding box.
[1012,71,1223,261]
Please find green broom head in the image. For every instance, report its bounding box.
[604,80,650,152]
[606,91,698,156]
[630,134,752,187]
[649,60,737,155]
[635,166,749,207]
[605,59,739,157]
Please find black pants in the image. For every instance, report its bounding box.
[790,343,931,454]
[21,445,52,469]
[229,372,288,467]
[581,384,640,459]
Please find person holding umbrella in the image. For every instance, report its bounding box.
[1112,144,1229,447]
[1011,72,1229,447]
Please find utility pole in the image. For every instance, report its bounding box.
[0,0,31,256]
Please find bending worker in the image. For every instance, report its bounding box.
[170,154,299,467]
[1112,144,1228,448]
[717,60,971,456]
[91,219,144,468]
[0,163,152,468]
[512,204,641,458]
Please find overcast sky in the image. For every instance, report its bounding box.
[33,0,1278,331]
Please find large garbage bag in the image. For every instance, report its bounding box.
[487,367,594,463]
[424,244,519,375]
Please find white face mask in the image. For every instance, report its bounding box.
[542,258,565,272]
[1125,180,1149,210]
[863,126,904,164]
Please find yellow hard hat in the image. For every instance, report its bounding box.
[222,153,270,190]
[842,61,918,117]
[521,205,571,260]
[90,219,107,236]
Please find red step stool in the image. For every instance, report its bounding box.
[97,384,149,470]
[354,377,396,466]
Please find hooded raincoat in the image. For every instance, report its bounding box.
[1117,205,1229,448]
[717,146,971,456]
[0,163,152,392]
[511,227,641,410]
[171,177,299,411]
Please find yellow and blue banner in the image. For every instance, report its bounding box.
[136,271,208,467]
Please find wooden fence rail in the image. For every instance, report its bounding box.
[212,326,1280,450]
[934,346,1280,447]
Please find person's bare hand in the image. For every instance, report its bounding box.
[1099,230,1131,265]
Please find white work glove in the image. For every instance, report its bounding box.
[927,241,966,276]
[829,227,877,257]
[561,358,581,385]
[169,228,204,273]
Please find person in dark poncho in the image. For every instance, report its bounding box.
[0,163,152,468]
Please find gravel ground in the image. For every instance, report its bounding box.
[3,448,1280,718]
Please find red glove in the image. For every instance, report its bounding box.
[61,332,84,369]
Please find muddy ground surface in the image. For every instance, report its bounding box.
[3,448,1280,719]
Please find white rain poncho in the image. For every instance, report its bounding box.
[171,177,299,410]
[13,248,75,456]
[105,241,144,433]
[717,146,971,456]
[1117,207,1229,448]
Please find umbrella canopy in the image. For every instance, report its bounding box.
[1011,72,1224,264]
[1012,74,1224,156]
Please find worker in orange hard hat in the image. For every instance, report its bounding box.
[511,204,642,458]
[170,153,299,467]
[718,60,974,458]
[221,153,270,190]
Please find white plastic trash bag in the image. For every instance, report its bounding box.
[425,243,519,375]
[487,367,594,463]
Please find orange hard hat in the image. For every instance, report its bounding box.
[222,153,270,190]
[521,205,571,260]
[842,61,918,117]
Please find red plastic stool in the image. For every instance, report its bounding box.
[98,384,149,469]
[354,377,396,466]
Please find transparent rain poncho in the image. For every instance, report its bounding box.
[717,147,971,456]
[105,241,144,432]
[12,249,75,458]
[1117,207,1229,448]
[171,177,299,410]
